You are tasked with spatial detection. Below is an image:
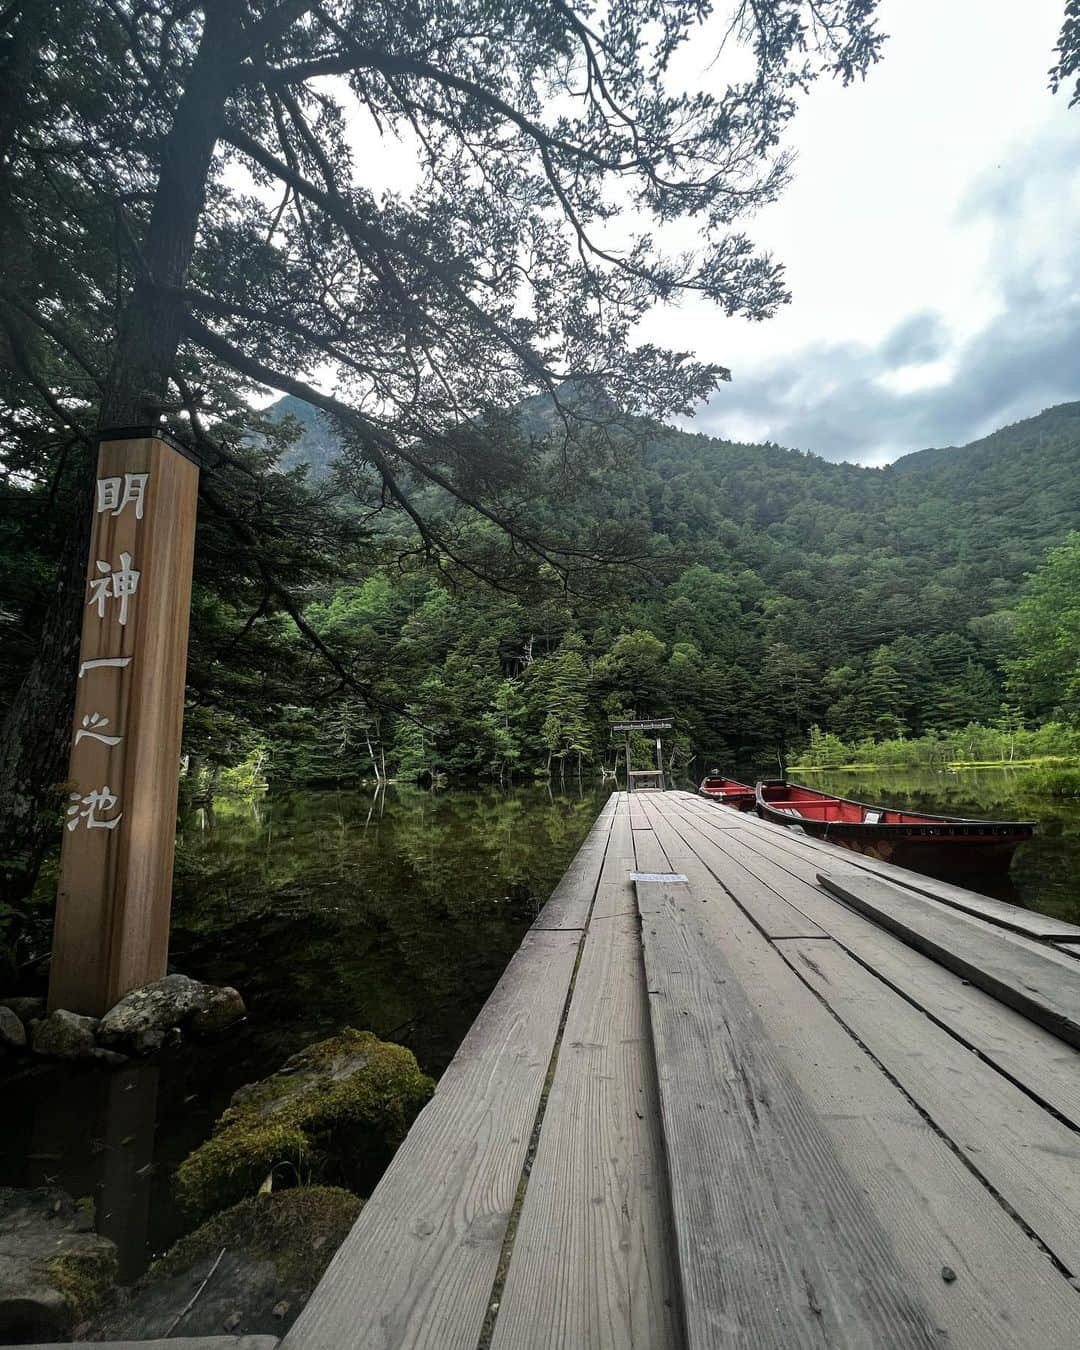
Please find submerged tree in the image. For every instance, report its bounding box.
[0,0,887,878]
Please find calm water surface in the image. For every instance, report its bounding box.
[1,783,610,1280]
[2,769,1077,1287]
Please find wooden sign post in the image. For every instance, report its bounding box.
[49,430,199,1017]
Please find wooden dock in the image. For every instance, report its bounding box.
[277,789,1080,1350]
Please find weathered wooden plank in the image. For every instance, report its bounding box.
[628,795,651,830]
[531,794,616,930]
[678,791,1080,942]
[676,799,1080,977]
[26,1341,279,1350]
[642,797,826,939]
[590,811,638,922]
[639,808,1080,1348]
[667,799,747,826]
[780,937,1080,1272]
[635,874,940,1349]
[819,870,1080,1049]
[630,823,671,877]
[490,911,680,1350]
[282,928,581,1350]
[667,808,1080,1129]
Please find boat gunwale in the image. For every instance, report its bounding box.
[699,775,756,806]
[754,779,1036,838]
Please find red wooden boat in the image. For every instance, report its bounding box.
[698,772,756,811]
[754,779,1035,873]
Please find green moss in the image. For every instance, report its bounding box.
[176,1029,433,1217]
[153,1187,361,1294]
[175,1121,309,1219]
[39,1245,118,1325]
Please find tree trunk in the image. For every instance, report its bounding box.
[0,0,42,170]
[0,3,245,897]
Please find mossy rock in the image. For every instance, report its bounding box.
[40,1245,118,1326]
[175,1029,433,1218]
[93,1187,361,1340]
[156,1186,361,1293]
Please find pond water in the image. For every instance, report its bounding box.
[2,768,1077,1291]
[1,783,610,1283]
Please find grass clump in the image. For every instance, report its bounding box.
[1018,765,1080,797]
[175,1029,433,1218]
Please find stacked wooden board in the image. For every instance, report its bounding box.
[282,790,1080,1350]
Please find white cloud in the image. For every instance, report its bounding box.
[637,0,1078,461]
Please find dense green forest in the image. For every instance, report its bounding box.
[5,392,1079,798]
[3,0,909,889]
[181,397,1080,786]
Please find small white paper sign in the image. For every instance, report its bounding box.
[629,871,688,883]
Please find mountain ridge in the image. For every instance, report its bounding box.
[268,392,1080,488]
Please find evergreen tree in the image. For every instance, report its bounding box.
[1008,533,1080,726]
[864,648,909,740]
[534,637,594,776]
[1,0,887,877]
[596,630,668,716]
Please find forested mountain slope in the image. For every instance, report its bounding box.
[273,394,1080,581]
[887,402,1080,574]
[257,397,1080,777]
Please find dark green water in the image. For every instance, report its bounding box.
[2,769,1077,1287]
[1,783,610,1280]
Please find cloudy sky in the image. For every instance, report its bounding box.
[638,0,1080,464]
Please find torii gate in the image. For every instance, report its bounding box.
[610,717,674,792]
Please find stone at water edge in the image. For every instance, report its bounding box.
[97,974,246,1053]
[0,1188,117,1342]
[0,996,45,1024]
[30,1009,99,1060]
[0,1005,26,1052]
[190,983,247,1038]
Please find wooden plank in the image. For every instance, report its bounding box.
[780,937,1080,1272]
[490,912,680,1349]
[27,1341,279,1350]
[282,928,581,1350]
[667,809,1080,1129]
[639,808,1080,1348]
[641,797,826,939]
[635,873,940,1349]
[676,799,1080,975]
[628,795,650,830]
[531,795,615,930]
[25,1341,279,1350]
[678,792,1080,942]
[631,823,670,877]
[590,811,638,923]
[819,870,1080,1049]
